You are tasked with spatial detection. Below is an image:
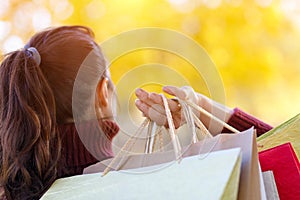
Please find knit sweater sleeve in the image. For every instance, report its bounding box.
[222,108,273,136]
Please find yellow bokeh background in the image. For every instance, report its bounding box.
[1,0,300,126]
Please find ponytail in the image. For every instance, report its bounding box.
[0,49,61,199]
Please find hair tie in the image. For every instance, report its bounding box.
[25,47,41,66]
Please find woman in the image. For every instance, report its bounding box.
[135,86,273,136]
[0,26,119,199]
[0,25,271,199]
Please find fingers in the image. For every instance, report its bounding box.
[135,99,167,126]
[162,86,187,100]
[135,88,183,128]
[134,99,149,116]
[135,88,149,102]
[149,92,181,112]
[135,98,182,128]
[135,88,181,113]
[135,88,165,113]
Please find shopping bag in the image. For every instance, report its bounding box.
[85,95,265,200]
[259,142,300,200]
[85,127,264,200]
[257,113,300,159]
[41,148,242,200]
[262,171,280,200]
[42,94,262,199]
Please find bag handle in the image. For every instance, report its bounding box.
[161,94,182,161]
[184,100,239,133]
[102,118,150,176]
[102,94,183,176]
[102,94,239,176]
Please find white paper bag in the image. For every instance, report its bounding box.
[41,148,242,200]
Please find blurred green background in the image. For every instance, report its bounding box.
[1,0,300,126]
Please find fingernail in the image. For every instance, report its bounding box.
[149,92,157,98]
[135,88,142,95]
[163,86,172,93]
[135,99,141,105]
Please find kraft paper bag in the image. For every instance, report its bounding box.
[257,113,300,159]
[84,127,263,200]
[41,148,242,200]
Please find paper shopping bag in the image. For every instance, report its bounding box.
[262,171,280,200]
[41,148,242,200]
[259,142,300,200]
[257,113,300,159]
[85,127,263,200]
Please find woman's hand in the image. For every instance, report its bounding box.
[135,85,234,135]
[135,87,183,128]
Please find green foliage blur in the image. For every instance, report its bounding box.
[1,0,300,125]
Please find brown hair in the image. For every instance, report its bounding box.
[0,26,107,199]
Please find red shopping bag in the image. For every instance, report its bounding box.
[259,142,300,200]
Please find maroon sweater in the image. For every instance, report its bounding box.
[57,120,119,178]
[222,108,273,136]
[57,109,272,177]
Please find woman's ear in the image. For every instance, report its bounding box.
[96,77,109,107]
